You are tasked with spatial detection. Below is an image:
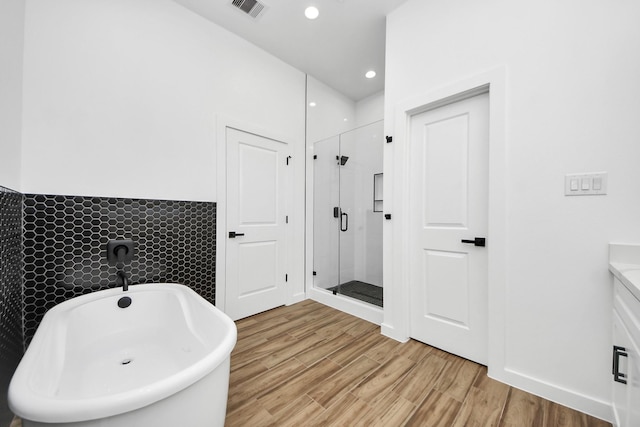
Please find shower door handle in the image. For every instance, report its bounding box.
[340,212,348,232]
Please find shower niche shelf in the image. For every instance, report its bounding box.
[373,173,383,212]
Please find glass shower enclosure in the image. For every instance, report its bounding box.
[313,120,384,307]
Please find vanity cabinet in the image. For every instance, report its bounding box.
[612,277,640,427]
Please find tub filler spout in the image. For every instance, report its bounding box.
[117,270,129,292]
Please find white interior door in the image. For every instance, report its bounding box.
[226,128,289,320]
[409,92,489,365]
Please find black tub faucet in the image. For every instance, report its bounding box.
[117,271,129,292]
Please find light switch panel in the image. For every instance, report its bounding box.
[565,172,608,196]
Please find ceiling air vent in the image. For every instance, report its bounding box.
[231,0,266,19]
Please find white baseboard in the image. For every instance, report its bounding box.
[489,367,613,423]
[381,322,409,343]
[309,287,383,325]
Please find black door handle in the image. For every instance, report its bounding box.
[340,212,348,232]
[461,237,486,247]
[613,345,628,384]
[229,231,245,238]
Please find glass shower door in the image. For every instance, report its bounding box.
[313,120,384,307]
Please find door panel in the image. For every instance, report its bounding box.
[410,92,489,365]
[238,241,278,296]
[423,250,469,327]
[422,114,469,228]
[227,128,288,320]
[239,143,278,225]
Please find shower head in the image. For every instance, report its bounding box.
[340,156,349,166]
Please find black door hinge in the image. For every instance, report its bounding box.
[313,155,317,159]
[313,271,317,276]
[285,274,288,282]
[386,136,393,143]
[286,215,289,224]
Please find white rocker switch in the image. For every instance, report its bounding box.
[593,177,602,190]
[581,178,590,190]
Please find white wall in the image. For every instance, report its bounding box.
[355,90,384,127]
[21,0,305,202]
[306,75,356,145]
[0,0,25,191]
[385,0,640,420]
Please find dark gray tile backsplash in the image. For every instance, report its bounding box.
[22,194,217,344]
[0,186,23,426]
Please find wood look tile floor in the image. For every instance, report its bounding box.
[226,300,610,427]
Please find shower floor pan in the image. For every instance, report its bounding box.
[327,281,383,307]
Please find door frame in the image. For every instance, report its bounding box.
[383,67,507,379]
[215,115,304,314]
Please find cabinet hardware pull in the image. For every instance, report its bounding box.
[613,345,628,384]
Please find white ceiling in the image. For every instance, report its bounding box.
[172,0,407,101]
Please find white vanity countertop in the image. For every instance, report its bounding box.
[609,243,640,301]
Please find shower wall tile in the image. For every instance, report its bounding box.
[0,186,24,425]
[22,194,216,345]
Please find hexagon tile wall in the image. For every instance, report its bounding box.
[0,186,23,425]
[22,194,216,344]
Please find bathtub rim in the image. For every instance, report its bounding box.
[8,283,237,423]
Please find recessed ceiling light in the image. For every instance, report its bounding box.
[305,6,319,20]
[365,70,376,79]
[309,101,317,107]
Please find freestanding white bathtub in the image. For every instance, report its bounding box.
[9,283,236,427]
